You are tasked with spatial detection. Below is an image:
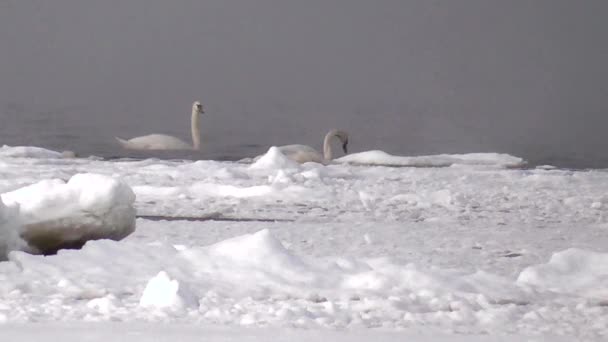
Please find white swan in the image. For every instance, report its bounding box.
[277,129,349,164]
[115,101,205,150]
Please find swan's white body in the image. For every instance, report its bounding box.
[277,144,325,164]
[115,134,192,150]
[116,101,204,150]
[277,129,349,164]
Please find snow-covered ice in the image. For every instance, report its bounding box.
[0,145,70,159]
[139,271,198,310]
[335,150,525,168]
[0,146,607,341]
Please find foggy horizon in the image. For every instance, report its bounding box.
[1,1,607,167]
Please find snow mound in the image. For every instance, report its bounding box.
[0,145,64,159]
[180,229,317,296]
[140,271,198,310]
[335,150,525,168]
[1,173,136,255]
[518,248,608,298]
[249,146,300,170]
[206,229,311,274]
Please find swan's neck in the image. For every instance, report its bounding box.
[323,132,335,161]
[191,108,201,150]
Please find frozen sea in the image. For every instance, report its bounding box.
[1,145,608,341]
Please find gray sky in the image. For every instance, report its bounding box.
[1,1,607,166]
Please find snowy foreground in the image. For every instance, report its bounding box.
[0,146,607,341]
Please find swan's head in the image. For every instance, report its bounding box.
[342,139,348,154]
[334,130,349,154]
[193,101,204,114]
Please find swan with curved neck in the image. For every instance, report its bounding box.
[115,101,204,150]
[276,129,349,164]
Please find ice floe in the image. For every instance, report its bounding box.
[335,150,525,168]
[0,145,74,159]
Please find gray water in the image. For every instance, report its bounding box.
[1,1,607,168]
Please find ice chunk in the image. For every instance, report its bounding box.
[140,271,198,310]
[0,197,26,260]
[1,173,136,255]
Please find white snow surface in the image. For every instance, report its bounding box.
[0,147,608,341]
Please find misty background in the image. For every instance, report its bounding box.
[0,1,607,167]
